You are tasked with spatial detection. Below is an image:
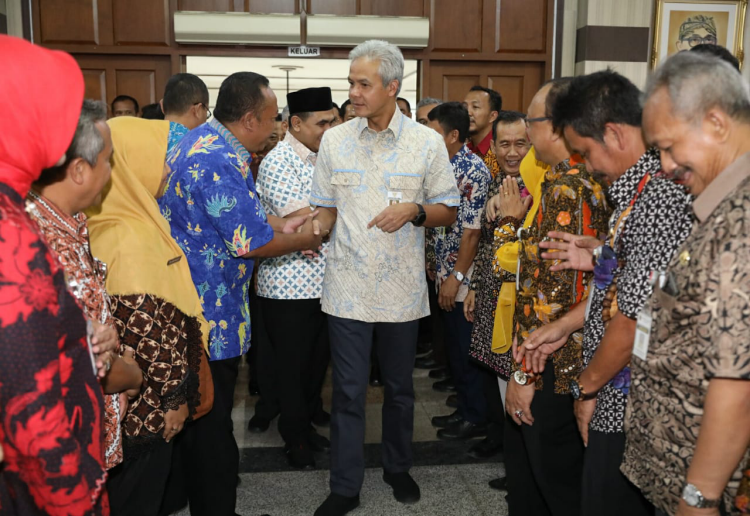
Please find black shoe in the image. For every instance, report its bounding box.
[445,394,458,408]
[369,376,383,387]
[416,340,431,355]
[247,415,270,433]
[489,477,507,491]
[308,431,331,452]
[467,436,503,459]
[437,420,488,441]
[312,408,331,428]
[431,410,463,429]
[415,353,440,370]
[286,444,315,470]
[314,493,360,516]
[429,367,450,380]
[383,471,421,505]
[432,378,456,393]
[248,382,260,396]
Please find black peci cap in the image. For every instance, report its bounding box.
[287,87,333,117]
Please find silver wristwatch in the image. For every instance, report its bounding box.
[682,483,721,509]
[513,370,530,385]
[451,270,465,283]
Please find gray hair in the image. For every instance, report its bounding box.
[72,99,108,166]
[644,51,750,124]
[349,40,405,95]
[417,97,443,109]
[281,105,290,122]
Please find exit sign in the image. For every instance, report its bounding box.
[288,46,321,57]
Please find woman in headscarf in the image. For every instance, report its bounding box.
[0,35,109,515]
[87,116,208,516]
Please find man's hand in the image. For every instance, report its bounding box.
[438,276,460,311]
[486,193,502,221]
[283,209,320,234]
[574,398,596,446]
[506,378,536,426]
[539,231,602,272]
[516,319,572,374]
[368,203,418,233]
[297,216,325,258]
[163,403,189,443]
[675,501,720,516]
[498,177,532,221]
[464,290,476,322]
[91,321,119,379]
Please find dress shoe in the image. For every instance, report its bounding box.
[431,410,463,429]
[314,493,360,516]
[285,444,315,470]
[415,353,440,370]
[432,378,456,393]
[308,431,331,452]
[312,408,331,428]
[437,420,488,441]
[247,415,270,433]
[445,394,458,408]
[467,436,503,459]
[383,471,421,505]
[429,367,450,380]
[489,477,507,491]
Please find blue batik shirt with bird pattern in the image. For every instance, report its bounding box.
[159,118,274,361]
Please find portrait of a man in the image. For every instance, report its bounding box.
[669,11,729,54]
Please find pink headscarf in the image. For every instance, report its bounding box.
[0,36,84,197]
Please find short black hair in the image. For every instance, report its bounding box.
[213,72,270,124]
[542,77,573,127]
[691,43,741,71]
[332,102,340,111]
[397,97,411,112]
[141,103,165,120]
[550,70,641,142]
[111,95,139,114]
[275,113,283,122]
[340,99,351,119]
[162,73,209,116]
[469,86,502,113]
[427,101,470,142]
[492,110,526,141]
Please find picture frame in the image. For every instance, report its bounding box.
[651,0,747,68]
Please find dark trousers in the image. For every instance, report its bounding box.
[582,430,654,516]
[250,291,280,420]
[442,302,486,424]
[108,439,173,516]
[505,363,584,516]
[161,357,241,516]
[427,276,446,364]
[483,368,504,443]
[328,316,419,497]
[260,296,329,445]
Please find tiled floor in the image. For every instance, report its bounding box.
[189,358,509,515]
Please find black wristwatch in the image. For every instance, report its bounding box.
[411,203,427,227]
[570,378,596,401]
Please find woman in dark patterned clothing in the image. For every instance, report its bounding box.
[87,117,208,516]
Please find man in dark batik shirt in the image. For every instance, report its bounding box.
[545,70,693,516]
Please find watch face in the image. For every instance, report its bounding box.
[570,380,581,400]
[683,484,701,507]
[513,370,527,386]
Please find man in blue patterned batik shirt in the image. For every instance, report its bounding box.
[160,72,211,154]
[159,72,323,516]
[256,86,337,470]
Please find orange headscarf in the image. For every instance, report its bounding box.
[0,36,83,196]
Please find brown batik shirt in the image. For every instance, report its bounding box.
[621,152,750,516]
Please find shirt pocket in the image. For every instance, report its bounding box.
[331,170,363,187]
[388,173,423,203]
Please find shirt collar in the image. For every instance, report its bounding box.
[693,151,750,222]
[26,189,87,241]
[467,131,493,157]
[357,106,405,142]
[450,144,471,166]
[607,147,661,209]
[209,118,251,164]
[284,131,316,165]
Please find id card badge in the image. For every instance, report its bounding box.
[632,307,652,361]
[584,278,595,321]
[387,191,403,206]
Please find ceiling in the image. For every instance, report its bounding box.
[186,56,419,116]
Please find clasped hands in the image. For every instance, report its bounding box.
[283,210,327,258]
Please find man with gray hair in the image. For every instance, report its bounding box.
[310,40,460,516]
[416,97,442,125]
[621,51,750,516]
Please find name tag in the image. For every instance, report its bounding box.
[387,190,403,206]
[167,256,182,266]
[633,308,652,361]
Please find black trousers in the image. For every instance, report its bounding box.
[328,316,419,497]
[160,357,241,516]
[483,368,504,443]
[582,430,654,516]
[442,302,486,424]
[250,291,280,420]
[260,296,329,446]
[505,363,584,516]
[108,439,173,516]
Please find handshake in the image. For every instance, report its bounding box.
[281,209,329,258]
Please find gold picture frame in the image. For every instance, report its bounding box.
[651,0,747,68]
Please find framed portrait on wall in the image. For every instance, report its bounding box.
[651,0,747,67]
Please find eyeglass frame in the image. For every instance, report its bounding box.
[194,102,212,120]
[680,34,718,48]
[525,116,551,127]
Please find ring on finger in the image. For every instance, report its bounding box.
[514,410,523,418]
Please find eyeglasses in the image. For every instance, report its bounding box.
[681,34,718,48]
[195,102,212,120]
[525,116,551,128]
